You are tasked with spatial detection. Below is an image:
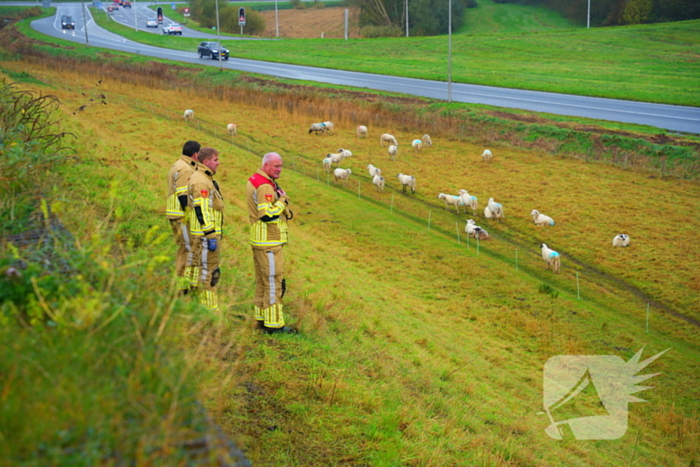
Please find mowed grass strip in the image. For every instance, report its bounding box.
[4,61,698,466]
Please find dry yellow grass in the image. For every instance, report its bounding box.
[258,7,361,38]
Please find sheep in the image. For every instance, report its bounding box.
[226,123,237,137]
[465,219,489,240]
[487,197,505,220]
[458,189,478,216]
[388,145,398,160]
[422,134,433,147]
[323,121,334,134]
[327,152,347,166]
[612,234,631,247]
[412,139,423,152]
[372,174,385,192]
[337,148,353,158]
[438,193,462,213]
[322,157,332,173]
[357,125,368,137]
[367,164,382,178]
[183,109,194,122]
[397,173,416,193]
[481,149,493,162]
[333,168,352,185]
[540,243,561,273]
[309,122,327,135]
[531,209,555,226]
[380,133,398,147]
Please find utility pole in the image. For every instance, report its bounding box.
[81,0,89,45]
[215,0,222,70]
[448,0,452,102]
[587,0,591,28]
[275,0,279,37]
[405,0,409,37]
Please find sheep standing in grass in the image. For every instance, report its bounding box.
[412,139,423,152]
[465,219,489,239]
[227,123,237,137]
[372,174,385,192]
[337,148,353,158]
[531,209,555,226]
[540,243,561,273]
[422,134,433,148]
[612,234,631,247]
[487,197,505,220]
[438,193,462,213]
[323,121,335,134]
[322,157,332,173]
[397,173,416,193]
[183,109,194,122]
[309,122,327,135]
[357,125,368,137]
[458,189,478,216]
[388,145,398,160]
[327,152,347,167]
[380,133,398,147]
[334,168,352,185]
[481,149,493,162]
[367,164,382,178]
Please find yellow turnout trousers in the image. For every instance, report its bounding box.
[169,218,197,291]
[252,247,285,328]
[191,236,221,313]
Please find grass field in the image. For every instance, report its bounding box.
[1,56,698,466]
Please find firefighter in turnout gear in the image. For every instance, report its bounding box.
[166,140,200,293]
[246,152,294,334]
[188,147,224,312]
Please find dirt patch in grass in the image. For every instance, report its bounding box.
[258,7,360,39]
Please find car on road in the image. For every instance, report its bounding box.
[162,23,183,35]
[61,15,75,29]
[146,18,158,28]
[123,1,132,8]
[198,42,229,60]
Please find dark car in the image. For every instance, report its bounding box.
[61,15,75,30]
[198,42,229,60]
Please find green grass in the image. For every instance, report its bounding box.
[460,0,577,34]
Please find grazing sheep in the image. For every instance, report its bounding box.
[323,121,335,134]
[333,168,352,185]
[458,189,478,216]
[465,220,489,240]
[309,122,327,135]
[327,152,347,166]
[337,148,353,158]
[372,174,385,192]
[531,209,555,226]
[484,207,493,219]
[412,139,423,152]
[226,123,237,137]
[388,145,398,160]
[322,157,332,173]
[367,164,382,178]
[612,234,631,247]
[183,109,194,122]
[438,193,462,213]
[481,149,493,162]
[397,173,416,193]
[540,243,561,273]
[422,134,433,147]
[357,125,368,137]
[487,197,505,220]
[380,133,398,147]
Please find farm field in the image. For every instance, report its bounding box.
[258,7,361,38]
[1,57,698,466]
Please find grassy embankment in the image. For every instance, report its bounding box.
[1,53,698,466]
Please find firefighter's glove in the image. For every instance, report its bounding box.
[207,238,218,252]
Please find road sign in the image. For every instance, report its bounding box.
[184,7,190,17]
[238,7,246,26]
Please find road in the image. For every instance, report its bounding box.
[29,3,700,134]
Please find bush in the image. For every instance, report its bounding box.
[360,24,403,37]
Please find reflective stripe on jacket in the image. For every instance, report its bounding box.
[188,167,224,238]
[166,155,197,219]
[247,170,289,248]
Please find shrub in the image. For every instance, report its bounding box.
[360,24,402,37]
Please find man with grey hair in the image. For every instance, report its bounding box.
[246,152,294,334]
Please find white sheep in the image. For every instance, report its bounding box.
[327,152,347,166]
[380,133,398,147]
[388,145,398,160]
[438,193,462,213]
[333,168,352,185]
[487,198,505,220]
[309,122,327,135]
[372,174,385,192]
[481,149,493,162]
[531,209,555,226]
[465,219,489,240]
[422,134,433,147]
[323,121,334,134]
[337,148,353,158]
[367,164,382,178]
[412,139,423,152]
[183,109,194,122]
[612,234,631,247]
[322,157,332,173]
[458,189,478,216]
[356,125,368,137]
[397,173,416,194]
[541,243,561,273]
[226,123,237,137]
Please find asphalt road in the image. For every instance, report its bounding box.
[29,4,700,134]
